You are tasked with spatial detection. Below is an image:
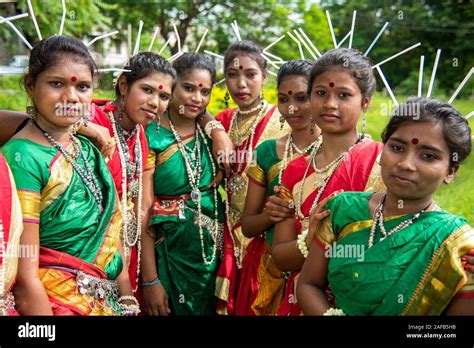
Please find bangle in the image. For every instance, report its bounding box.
[143,276,159,283]
[297,229,309,258]
[118,295,139,306]
[323,308,345,316]
[142,279,161,287]
[204,120,224,138]
[119,303,141,316]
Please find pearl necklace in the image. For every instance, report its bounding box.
[295,140,360,222]
[108,111,143,292]
[368,194,432,248]
[278,134,323,185]
[229,101,268,147]
[32,120,104,212]
[236,98,265,115]
[0,219,6,315]
[168,116,221,266]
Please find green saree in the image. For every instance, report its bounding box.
[2,136,123,315]
[146,122,224,316]
[316,191,474,315]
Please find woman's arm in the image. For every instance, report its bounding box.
[272,217,305,272]
[0,110,28,146]
[296,242,332,315]
[140,169,170,316]
[13,222,53,315]
[240,180,273,238]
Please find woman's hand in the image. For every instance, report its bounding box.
[142,282,170,316]
[79,122,116,161]
[265,186,294,223]
[211,129,234,177]
[462,251,474,274]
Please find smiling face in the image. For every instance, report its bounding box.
[381,121,457,201]
[119,71,173,126]
[170,68,213,120]
[310,68,369,135]
[278,75,312,131]
[225,54,267,110]
[27,55,94,127]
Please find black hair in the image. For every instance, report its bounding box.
[172,53,216,85]
[24,35,96,88]
[116,51,176,96]
[308,48,376,99]
[277,60,314,89]
[224,40,267,73]
[381,97,472,169]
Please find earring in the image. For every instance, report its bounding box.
[155,114,161,133]
[261,91,265,102]
[118,96,125,121]
[361,112,367,138]
[83,110,89,128]
[224,91,230,109]
[279,114,285,130]
[310,117,315,135]
[26,105,37,120]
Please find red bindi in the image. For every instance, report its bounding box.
[239,65,243,70]
[411,138,419,145]
[159,84,163,90]
[199,83,203,87]
[71,76,77,82]
[329,82,334,88]
[288,90,292,95]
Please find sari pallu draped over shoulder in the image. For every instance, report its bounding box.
[215,105,290,315]
[2,136,124,315]
[146,122,224,316]
[277,139,384,316]
[315,191,474,315]
[0,153,22,315]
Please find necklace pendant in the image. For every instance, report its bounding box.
[228,174,245,193]
[178,200,186,219]
[191,189,201,204]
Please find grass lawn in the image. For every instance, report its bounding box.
[1,75,473,223]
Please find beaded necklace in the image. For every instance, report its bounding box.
[32,120,104,212]
[108,111,143,292]
[0,219,6,315]
[168,114,221,265]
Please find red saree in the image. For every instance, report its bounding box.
[277,139,384,315]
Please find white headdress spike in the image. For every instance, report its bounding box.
[195,28,209,53]
[417,55,425,97]
[372,43,421,69]
[348,10,356,49]
[168,51,184,63]
[448,67,473,104]
[27,0,42,40]
[336,30,351,48]
[287,31,304,60]
[204,50,224,60]
[158,38,171,54]
[325,10,338,48]
[263,51,284,63]
[298,28,322,57]
[87,30,119,47]
[59,0,66,35]
[216,78,226,85]
[267,70,278,77]
[263,35,285,53]
[465,111,473,120]
[293,30,317,60]
[148,27,160,51]
[426,49,441,98]
[261,53,281,70]
[97,68,132,73]
[375,66,398,106]
[0,14,32,49]
[172,22,181,52]
[231,21,242,41]
[364,22,389,56]
[133,20,144,56]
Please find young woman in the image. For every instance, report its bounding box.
[141,53,224,316]
[215,40,290,315]
[272,48,385,316]
[297,98,474,315]
[235,60,322,315]
[1,35,137,315]
[0,153,23,316]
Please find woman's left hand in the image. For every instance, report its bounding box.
[80,122,116,161]
[211,129,234,177]
[462,251,474,274]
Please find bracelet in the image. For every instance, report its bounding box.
[119,303,141,316]
[72,118,83,134]
[118,295,140,306]
[204,120,224,138]
[142,279,161,287]
[323,308,346,316]
[297,229,309,258]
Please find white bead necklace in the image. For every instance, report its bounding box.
[0,219,6,315]
[367,193,433,248]
[108,111,143,292]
